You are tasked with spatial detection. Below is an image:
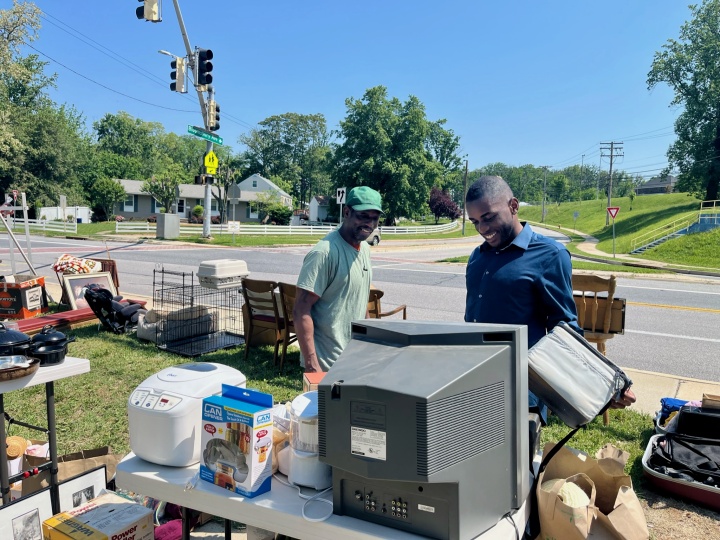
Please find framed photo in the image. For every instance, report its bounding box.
[58,465,107,511]
[63,272,117,310]
[0,486,53,540]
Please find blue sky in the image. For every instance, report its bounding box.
[23,1,693,179]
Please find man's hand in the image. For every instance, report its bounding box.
[304,352,323,374]
[610,387,637,409]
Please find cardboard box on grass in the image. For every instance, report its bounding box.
[303,371,325,393]
[199,385,273,498]
[43,490,153,540]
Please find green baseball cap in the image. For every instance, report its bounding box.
[346,186,384,213]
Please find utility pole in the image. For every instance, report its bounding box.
[541,166,549,223]
[580,154,585,201]
[600,142,624,226]
[461,159,469,235]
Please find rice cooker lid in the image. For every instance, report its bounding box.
[154,363,237,397]
[291,391,318,419]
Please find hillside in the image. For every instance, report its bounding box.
[517,193,720,269]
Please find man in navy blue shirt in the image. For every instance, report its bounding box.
[464,176,580,347]
[464,175,635,415]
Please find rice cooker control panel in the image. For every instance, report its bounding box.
[130,389,182,411]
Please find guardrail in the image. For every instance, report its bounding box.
[115,220,459,235]
[9,218,78,234]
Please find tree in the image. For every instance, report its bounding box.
[332,86,447,224]
[90,177,126,220]
[141,161,184,214]
[428,187,461,223]
[239,112,330,203]
[648,0,720,201]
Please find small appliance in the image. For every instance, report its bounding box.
[287,391,332,490]
[128,363,246,466]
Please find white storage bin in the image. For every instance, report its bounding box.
[198,259,249,289]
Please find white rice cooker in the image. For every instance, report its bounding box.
[128,363,246,467]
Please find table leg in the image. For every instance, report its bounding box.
[0,393,10,506]
[225,519,232,540]
[46,381,60,515]
[182,506,191,540]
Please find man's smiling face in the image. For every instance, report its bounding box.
[343,207,381,244]
[466,196,521,249]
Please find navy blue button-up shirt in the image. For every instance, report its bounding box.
[464,222,580,348]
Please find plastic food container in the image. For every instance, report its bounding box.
[290,391,320,454]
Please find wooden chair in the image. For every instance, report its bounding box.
[572,273,618,426]
[241,278,285,366]
[277,282,299,372]
[368,288,407,320]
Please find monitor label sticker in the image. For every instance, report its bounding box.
[350,426,387,461]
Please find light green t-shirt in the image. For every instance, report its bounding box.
[296,229,372,371]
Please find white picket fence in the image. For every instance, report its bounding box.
[8,218,78,234]
[115,220,459,235]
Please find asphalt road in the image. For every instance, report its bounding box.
[2,233,719,382]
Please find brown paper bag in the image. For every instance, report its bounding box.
[537,472,597,539]
[21,446,124,497]
[537,442,649,540]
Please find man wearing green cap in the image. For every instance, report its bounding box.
[294,186,383,372]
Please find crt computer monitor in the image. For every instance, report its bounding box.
[318,319,529,540]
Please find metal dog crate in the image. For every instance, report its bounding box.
[152,268,245,357]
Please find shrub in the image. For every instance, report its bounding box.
[147,215,157,223]
[158,207,166,214]
[211,216,221,224]
[115,215,125,222]
[192,205,204,218]
[189,215,203,224]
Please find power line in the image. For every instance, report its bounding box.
[25,44,198,113]
[35,8,257,132]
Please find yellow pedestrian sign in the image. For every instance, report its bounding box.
[204,151,218,175]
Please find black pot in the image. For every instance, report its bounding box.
[31,325,76,348]
[31,344,67,366]
[0,322,33,356]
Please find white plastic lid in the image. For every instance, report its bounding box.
[291,391,318,420]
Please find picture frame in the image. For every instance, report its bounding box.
[0,486,53,540]
[62,272,117,310]
[58,465,107,511]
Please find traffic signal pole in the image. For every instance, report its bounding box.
[169,0,213,237]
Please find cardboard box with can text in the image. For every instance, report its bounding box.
[42,490,153,540]
[199,385,273,498]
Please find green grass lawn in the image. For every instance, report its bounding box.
[637,227,720,268]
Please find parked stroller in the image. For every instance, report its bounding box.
[83,285,145,334]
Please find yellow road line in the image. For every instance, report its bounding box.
[629,301,720,313]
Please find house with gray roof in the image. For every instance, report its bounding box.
[636,175,678,195]
[114,174,293,221]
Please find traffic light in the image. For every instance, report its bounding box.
[170,57,187,93]
[170,56,187,94]
[194,48,214,86]
[136,0,161,22]
[208,100,220,131]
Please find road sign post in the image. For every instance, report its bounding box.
[188,125,223,145]
[336,187,346,223]
[607,207,620,258]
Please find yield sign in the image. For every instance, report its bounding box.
[607,207,620,219]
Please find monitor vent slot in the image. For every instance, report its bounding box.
[318,391,326,457]
[416,381,505,476]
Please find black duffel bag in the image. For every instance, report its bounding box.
[648,432,720,486]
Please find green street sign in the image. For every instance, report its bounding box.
[187,125,223,145]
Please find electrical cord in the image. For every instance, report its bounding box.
[272,473,333,522]
[502,509,520,540]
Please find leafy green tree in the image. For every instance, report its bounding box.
[648,0,720,200]
[93,112,161,178]
[239,112,330,203]
[332,86,446,224]
[141,161,184,214]
[90,177,126,220]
